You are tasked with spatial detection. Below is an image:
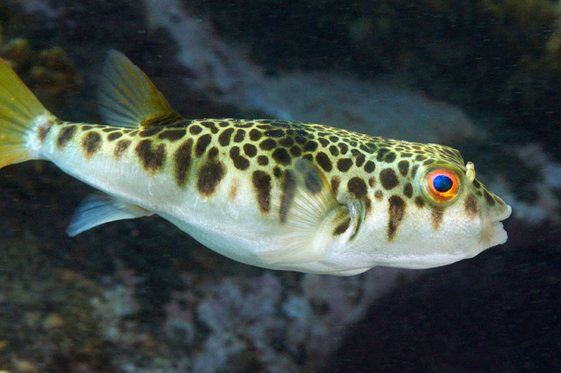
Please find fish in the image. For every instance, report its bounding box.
[0,50,512,276]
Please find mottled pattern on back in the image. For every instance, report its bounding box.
[45,117,504,242]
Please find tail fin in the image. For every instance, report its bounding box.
[0,58,51,169]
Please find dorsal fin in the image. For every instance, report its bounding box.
[97,50,182,128]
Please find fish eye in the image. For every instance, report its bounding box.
[424,168,461,204]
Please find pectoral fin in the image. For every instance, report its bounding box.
[259,159,363,266]
[66,193,152,237]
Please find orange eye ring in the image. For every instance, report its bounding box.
[425,168,460,203]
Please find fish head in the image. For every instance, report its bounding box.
[367,143,512,269]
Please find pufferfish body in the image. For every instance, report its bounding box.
[0,51,511,275]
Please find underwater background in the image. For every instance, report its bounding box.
[0,0,560,371]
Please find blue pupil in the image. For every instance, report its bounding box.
[433,175,453,192]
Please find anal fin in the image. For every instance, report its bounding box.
[66,193,152,237]
[259,159,363,266]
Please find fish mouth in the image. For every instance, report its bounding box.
[479,204,512,250]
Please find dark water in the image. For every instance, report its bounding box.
[1,1,560,371]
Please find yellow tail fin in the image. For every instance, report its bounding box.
[0,58,50,169]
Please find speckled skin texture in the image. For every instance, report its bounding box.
[35,113,510,274]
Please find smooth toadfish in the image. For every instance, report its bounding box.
[0,51,511,275]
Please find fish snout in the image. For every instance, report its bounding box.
[480,202,512,248]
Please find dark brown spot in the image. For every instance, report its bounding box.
[338,142,348,154]
[229,182,238,201]
[398,160,409,176]
[368,177,376,188]
[289,145,302,157]
[243,143,257,158]
[303,141,318,152]
[272,148,291,165]
[348,177,367,199]
[380,168,399,190]
[159,129,186,141]
[234,121,254,128]
[388,195,406,241]
[473,179,481,189]
[218,128,234,147]
[423,159,435,166]
[361,142,377,153]
[403,183,413,198]
[249,129,262,141]
[414,196,425,208]
[198,160,225,196]
[174,139,193,186]
[315,152,332,172]
[189,125,202,135]
[135,139,166,172]
[253,170,272,213]
[230,146,250,170]
[280,170,297,223]
[384,152,397,163]
[102,127,119,133]
[331,176,341,195]
[38,123,52,142]
[333,218,351,236]
[57,126,76,149]
[108,132,123,141]
[195,134,212,157]
[410,165,419,178]
[337,158,353,172]
[279,136,294,147]
[114,139,131,158]
[364,160,375,173]
[465,194,479,218]
[208,146,219,159]
[483,190,496,206]
[355,153,366,167]
[257,155,269,166]
[375,190,383,200]
[295,136,307,145]
[273,166,282,178]
[431,207,444,230]
[234,129,245,142]
[329,145,339,156]
[260,138,276,150]
[266,129,284,138]
[201,121,218,134]
[82,132,102,158]
[377,148,390,162]
[364,197,372,211]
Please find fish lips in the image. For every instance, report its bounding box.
[478,203,512,251]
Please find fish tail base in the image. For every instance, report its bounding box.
[0,58,52,169]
